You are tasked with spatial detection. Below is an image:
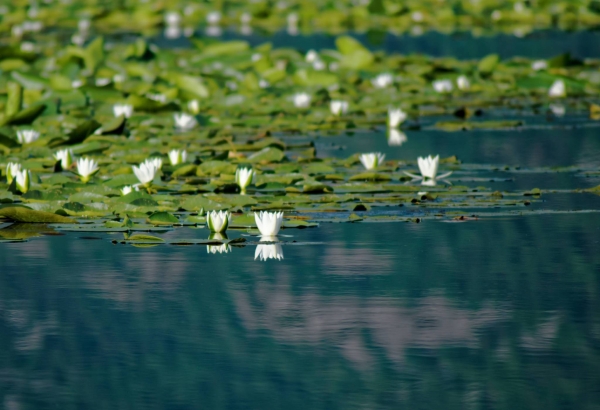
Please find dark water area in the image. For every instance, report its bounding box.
[1,215,599,409]
[156,29,600,60]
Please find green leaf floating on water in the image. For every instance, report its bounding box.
[0,207,76,223]
[146,212,179,225]
[477,54,499,76]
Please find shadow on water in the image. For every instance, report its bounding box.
[0,214,599,409]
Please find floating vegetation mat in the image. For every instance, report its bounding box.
[0,22,600,244]
[4,0,600,37]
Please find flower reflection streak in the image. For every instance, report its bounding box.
[388,129,407,146]
[255,237,284,261]
[207,233,231,254]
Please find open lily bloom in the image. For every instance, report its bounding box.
[14,169,31,193]
[236,167,254,192]
[330,100,349,116]
[255,211,284,236]
[6,162,22,184]
[164,11,181,26]
[305,49,319,63]
[255,240,284,261]
[433,79,453,93]
[132,161,159,187]
[456,75,470,91]
[207,210,231,233]
[531,60,548,71]
[549,80,566,98]
[206,11,221,24]
[120,185,140,195]
[388,107,407,128]
[404,155,452,183]
[359,152,385,170]
[293,93,311,108]
[372,73,393,88]
[54,149,74,169]
[173,113,197,130]
[16,129,40,144]
[147,157,163,170]
[76,157,99,183]
[168,149,187,166]
[388,129,407,146]
[113,103,133,118]
[188,100,200,114]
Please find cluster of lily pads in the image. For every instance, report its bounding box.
[3,0,600,40]
[1,26,596,255]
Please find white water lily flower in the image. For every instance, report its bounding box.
[549,80,566,98]
[433,79,453,93]
[147,157,163,170]
[236,167,254,192]
[388,129,407,146]
[313,60,326,71]
[16,129,40,144]
[255,241,284,261]
[6,162,22,184]
[293,93,311,108]
[532,60,547,71]
[388,107,407,128]
[404,155,452,182]
[372,73,393,88]
[330,100,349,116]
[456,75,470,91]
[173,112,197,130]
[113,103,133,118]
[206,11,221,24]
[54,149,73,169]
[164,11,181,26]
[187,100,200,114]
[168,149,187,166]
[255,211,284,236]
[132,161,159,187]
[14,169,31,193]
[359,152,385,170]
[206,210,231,233]
[76,157,99,183]
[305,49,318,63]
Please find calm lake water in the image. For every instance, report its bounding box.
[2,30,600,409]
[1,214,599,409]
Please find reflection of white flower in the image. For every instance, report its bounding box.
[76,157,99,183]
[330,100,348,116]
[433,79,453,93]
[236,167,254,192]
[255,211,284,236]
[372,73,393,88]
[174,113,197,130]
[359,152,385,170]
[293,93,311,108]
[404,155,452,182]
[388,107,407,128]
[168,149,187,165]
[456,75,470,91]
[164,26,181,39]
[531,60,548,71]
[54,149,74,169]
[550,104,565,117]
[6,162,22,184]
[255,241,284,261]
[207,244,231,254]
[549,80,566,98]
[207,210,231,233]
[388,129,407,146]
[14,169,31,193]
[132,160,159,187]
[16,129,40,144]
[113,103,133,118]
